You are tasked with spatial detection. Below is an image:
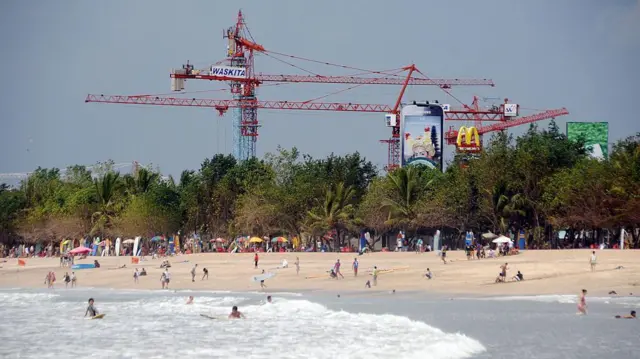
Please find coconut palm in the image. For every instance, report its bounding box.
[380,166,431,229]
[91,172,121,236]
[305,182,355,248]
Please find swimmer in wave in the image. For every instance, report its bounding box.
[84,298,99,317]
[228,306,245,319]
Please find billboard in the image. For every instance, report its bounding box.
[401,104,444,170]
[566,122,609,160]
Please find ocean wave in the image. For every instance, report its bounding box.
[0,291,484,359]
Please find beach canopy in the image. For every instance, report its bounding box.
[492,235,512,244]
[249,237,263,243]
[482,232,498,240]
[69,246,91,254]
[271,236,287,243]
[123,239,135,244]
[210,237,225,243]
[151,236,163,242]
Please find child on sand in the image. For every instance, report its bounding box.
[589,251,597,272]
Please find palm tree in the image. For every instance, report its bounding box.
[123,168,159,196]
[380,166,430,229]
[306,182,355,249]
[91,172,121,236]
[487,182,527,235]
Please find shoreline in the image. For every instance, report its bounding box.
[1,249,639,297]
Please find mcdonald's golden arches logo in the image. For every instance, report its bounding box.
[456,126,481,151]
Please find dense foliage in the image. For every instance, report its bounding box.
[1,122,639,248]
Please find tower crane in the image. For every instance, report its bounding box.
[86,10,495,170]
[85,93,568,162]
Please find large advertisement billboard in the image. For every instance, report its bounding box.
[566,122,609,160]
[401,104,444,170]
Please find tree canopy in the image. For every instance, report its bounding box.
[2,122,639,248]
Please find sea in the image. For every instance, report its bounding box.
[0,288,637,359]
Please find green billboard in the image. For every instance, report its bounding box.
[566,122,609,160]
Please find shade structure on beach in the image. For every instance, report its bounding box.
[482,232,498,240]
[151,236,163,242]
[69,246,91,255]
[492,235,512,244]
[210,238,225,243]
[249,237,263,243]
[271,237,287,243]
[123,239,135,244]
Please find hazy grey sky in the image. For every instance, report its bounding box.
[1,0,638,177]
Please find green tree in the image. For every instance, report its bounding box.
[306,182,356,249]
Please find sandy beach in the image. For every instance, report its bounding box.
[2,249,638,296]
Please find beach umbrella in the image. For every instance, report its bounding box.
[151,236,163,242]
[69,246,91,255]
[249,237,263,243]
[492,235,512,244]
[123,239,135,244]
[482,232,498,240]
[271,236,287,243]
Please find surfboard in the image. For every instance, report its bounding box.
[91,314,106,319]
[252,272,276,282]
[200,314,223,320]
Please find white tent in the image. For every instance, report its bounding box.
[482,232,498,240]
[492,235,512,244]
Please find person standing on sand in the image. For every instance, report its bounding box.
[161,269,171,289]
[202,267,209,280]
[589,251,597,272]
[577,289,588,315]
[334,259,344,279]
[71,272,77,288]
[372,266,379,286]
[295,257,300,275]
[191,264,198,282]
[133,268,139,284]
[254,253,259,269]
[441,246,447,264]
[352,258,359,277]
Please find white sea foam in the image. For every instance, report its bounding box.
[0,290,484,359]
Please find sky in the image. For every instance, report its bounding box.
[1,0,638,178]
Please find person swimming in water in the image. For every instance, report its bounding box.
[228,306,245,319]
[84,298,99,317]
[266,295,272,303]
[615,310,636,319]
[186,296,194,304]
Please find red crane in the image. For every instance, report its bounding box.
[85,10,568,169]
[85,10,495,169]
[85,93,568,163]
